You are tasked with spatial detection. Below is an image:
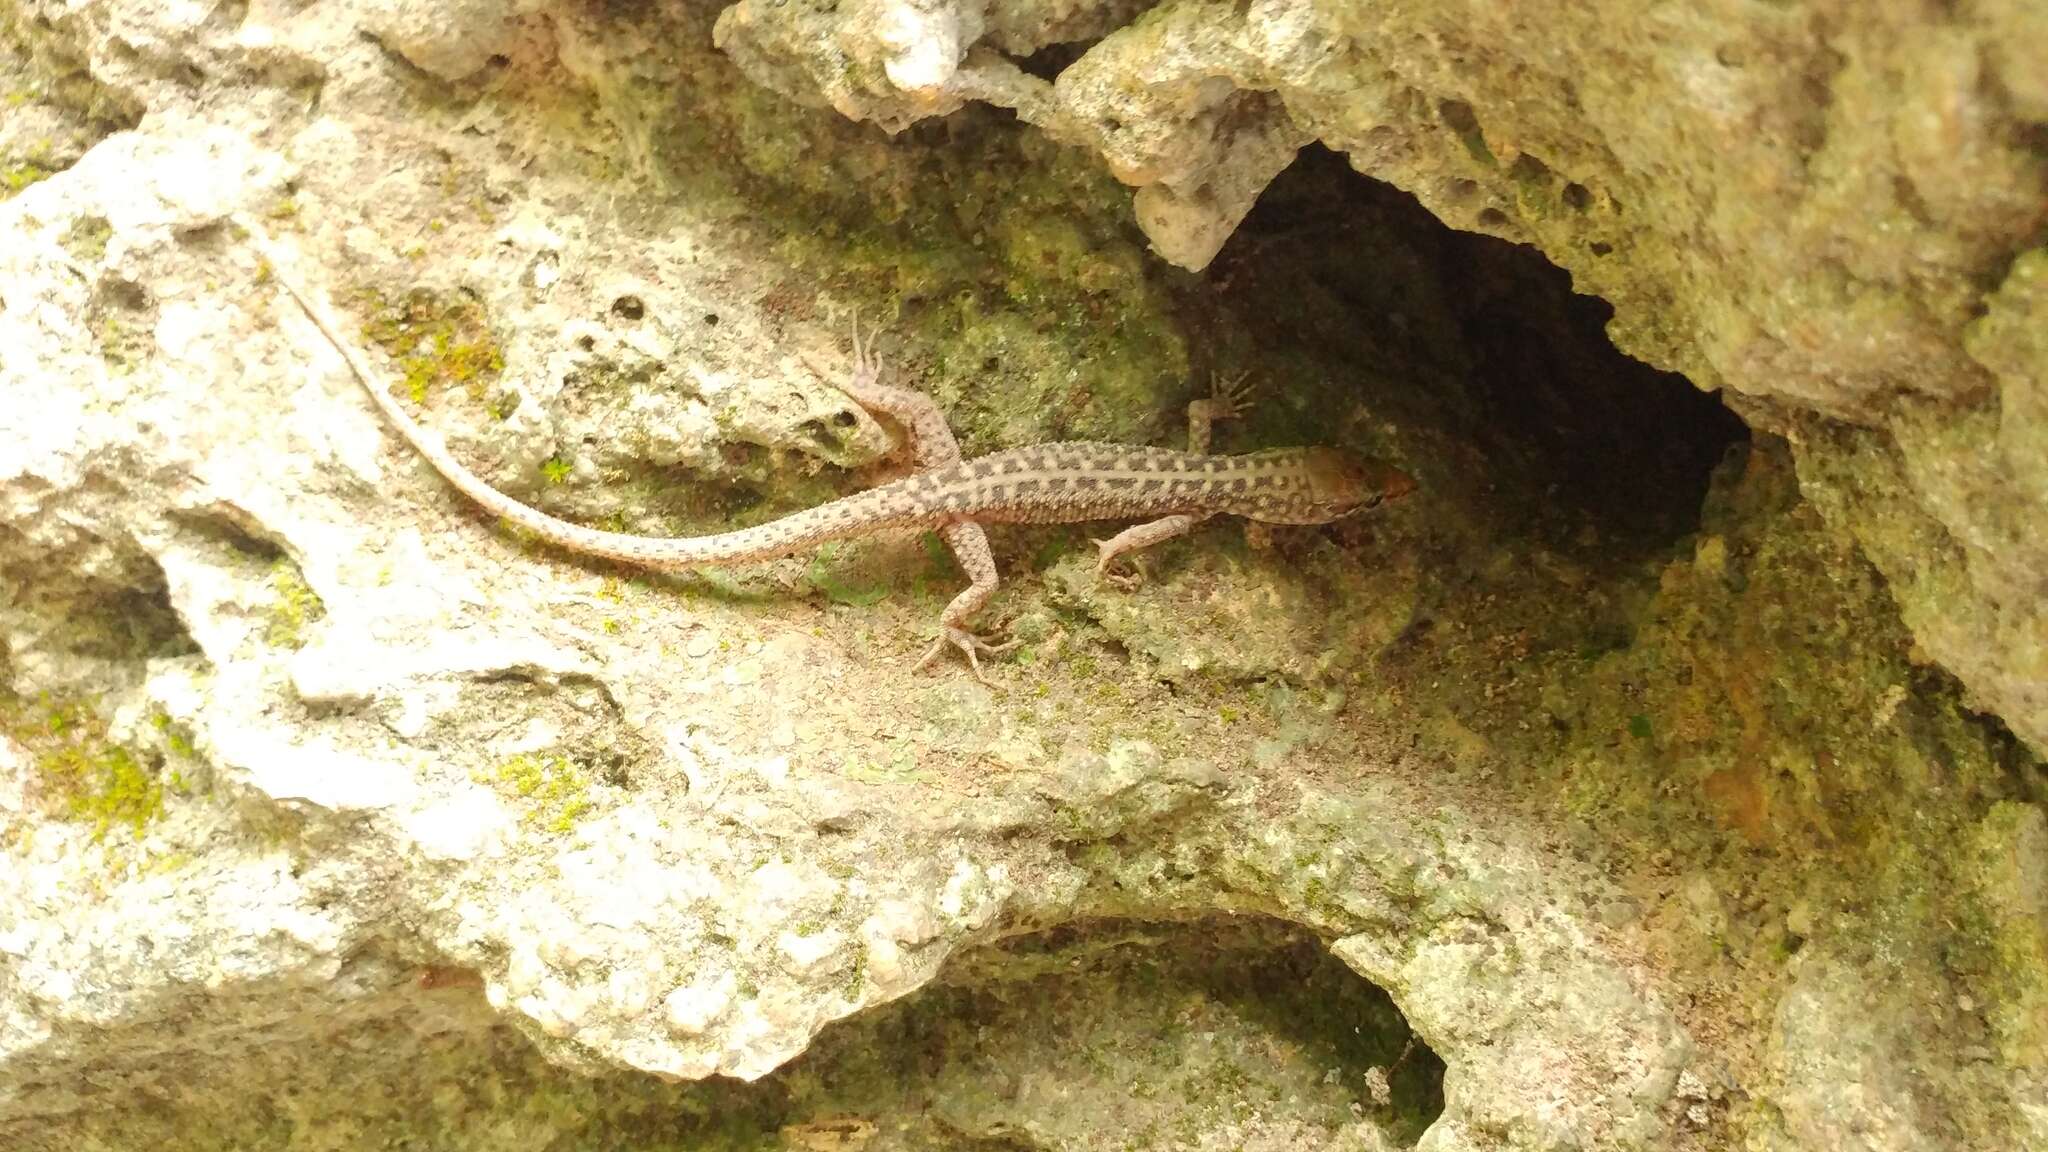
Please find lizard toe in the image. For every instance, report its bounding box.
[1092,539,1144,589]
[915,627,1017,683]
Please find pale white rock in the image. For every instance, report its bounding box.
[0,734,26,820]
[535,924,602,972]
[753,754,790,787]
[2,0,2031,1143]
[776,928,848,977]
[219,727,422,813]
[389,689,435,740]
[517,978,590,1039]
[742,859,816,922]
[618,1035,721,1081]
[401,789,514,863]
[864,898,941,948]
[663,973,736,1037]
[606,966,654,1017]
[504,944,549,999]
[621,325,676,364]
[937,858,1009,929]
[152,299,217,364]
[358,0,535,82]
[290,630,598,707]
[874,1,966,92]
[864,936,906,985]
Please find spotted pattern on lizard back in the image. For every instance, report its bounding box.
[244,217,1414,680]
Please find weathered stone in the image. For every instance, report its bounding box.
[2,1,2042,1148]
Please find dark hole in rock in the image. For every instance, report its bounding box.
[1438,99,1479,136]
[1210,142,1747,557]
[0,525,198,662]
[175,221,229,250]
[774,915,1446,1147]
[16,918,1441,1145]
[167,505,288,562]
[611,295,646,320]
[1015,41,1092,82]
[96,278,151,313]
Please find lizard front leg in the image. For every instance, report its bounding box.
[1094,372,1254,588]
[803,314,964,471]
[1184,370,1252,455]
[915,521,1020,683]
[807,320,1014,679]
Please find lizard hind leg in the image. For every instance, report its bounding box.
[916,521,1019,683]
[1093,513,1208,590]
[1092,373,1246,589]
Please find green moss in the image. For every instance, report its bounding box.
[148,709,199,794]
[539,455,573,485]
[358,287,505,408]
[840,942,869,1001]
[805,543,889,607]
[265,558,326,649]
[478,752,593,833]
[1961,803,2048,1068]
[60,214,110,263]
[657,47,1193,452]
[1,693,176,838]
[1,159,51,196]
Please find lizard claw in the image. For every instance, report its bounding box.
[849,309,885,388]
[1210,371,1256,422]
[1091,537,1144,590]
[916,625,1020,684]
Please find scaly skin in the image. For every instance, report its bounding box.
[245,219,1414,680]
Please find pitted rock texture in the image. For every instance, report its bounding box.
[714,0,2048,764]
[1,2,2043,1151]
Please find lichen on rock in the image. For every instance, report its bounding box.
[1,0,2045,1149]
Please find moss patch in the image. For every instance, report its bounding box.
[1,693,182,838]
[649,5,1196,456]
[358,287,506,409]
[59,213,110,262]
[476,752,593,833]
[264,557,326,649]
[0,158,50,196]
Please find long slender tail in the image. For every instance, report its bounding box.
[236,216,896,568]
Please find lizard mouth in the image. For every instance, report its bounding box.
[1379,465,1418,502]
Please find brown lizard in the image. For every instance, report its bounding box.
[247,224,1414,680]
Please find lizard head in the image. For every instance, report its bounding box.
[1283,447,1416,524]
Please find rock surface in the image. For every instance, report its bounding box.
[1,1,2043,1150]
[718,0,2048,763]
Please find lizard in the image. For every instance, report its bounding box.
[244,221,1416,681]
